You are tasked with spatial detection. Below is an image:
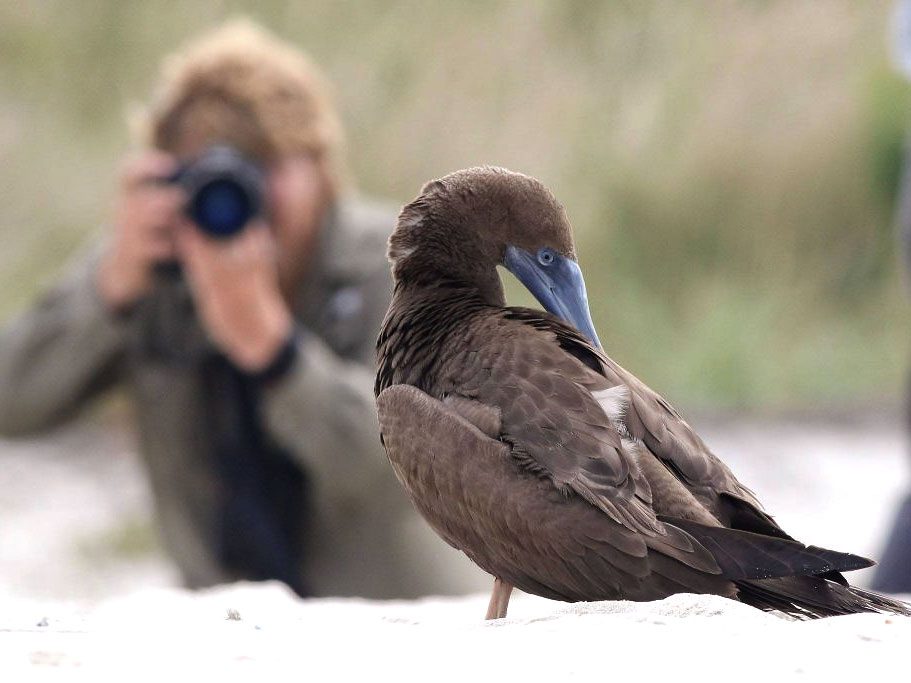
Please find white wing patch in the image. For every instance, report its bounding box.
[591,384,631,426]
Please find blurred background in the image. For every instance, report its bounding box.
[0,0,909,599]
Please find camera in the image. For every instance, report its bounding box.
[170,145,266,238]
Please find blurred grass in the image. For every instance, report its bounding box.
[0,0,908,412]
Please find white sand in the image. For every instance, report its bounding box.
[5,582,910,680]
[2,415,910,679]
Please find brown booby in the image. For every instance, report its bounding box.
[375,166,910,620]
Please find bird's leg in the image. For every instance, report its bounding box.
[484,578,514,620]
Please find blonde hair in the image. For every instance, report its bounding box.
[135,19,344,193]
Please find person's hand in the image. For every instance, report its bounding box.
[177,221,293,372]
[97,152,183,311]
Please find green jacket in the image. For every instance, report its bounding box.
[0,198,484,598]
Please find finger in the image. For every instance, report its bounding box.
[144,238,177,263]
[177,226,234,315]
[241,229,277,269]
[176,220,225,279]
[241,222,276,261]
[245,221,271,244]
[123,193,184,241]
[136,187,184,217]
[230,222,265,250]
[120,151,179,189]
[174,219,203,264]
[119,184,184,222]
[127,186,185,218]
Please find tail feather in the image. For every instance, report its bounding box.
[736,575,911,619]
[661,516,873,581]
[660,516,911,619]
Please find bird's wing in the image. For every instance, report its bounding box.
[454,311,663,535]
[377,380,863,604]
[598,349,792,535]
[376,383,728,601]
[448,310,757,578]
[498,307,789,537]
[475,310,872,580]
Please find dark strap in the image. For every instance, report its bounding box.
[245,332,300,385]
[205,350,310,596]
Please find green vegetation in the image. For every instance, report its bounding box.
[0,1,906,412]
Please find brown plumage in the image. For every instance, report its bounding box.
[375,166,910,619]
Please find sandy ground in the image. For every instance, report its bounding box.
[2,414,910,678]
[5,583,911,679]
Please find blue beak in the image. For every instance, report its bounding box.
[504,245,602,350]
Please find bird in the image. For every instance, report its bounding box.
[374,166,911,620]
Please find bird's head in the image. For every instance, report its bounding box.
[389,166,601,348]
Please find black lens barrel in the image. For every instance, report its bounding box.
[173,146,265,238]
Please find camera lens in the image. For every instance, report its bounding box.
[189,178,254,238]
[175,146,265,238]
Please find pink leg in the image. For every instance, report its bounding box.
[484,577,514,620]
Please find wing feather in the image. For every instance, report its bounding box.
[502,307,784,534]
[376,384,732,602]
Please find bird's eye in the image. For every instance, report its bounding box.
[537,248,555,266]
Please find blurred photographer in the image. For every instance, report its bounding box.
[0,21,480,598]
